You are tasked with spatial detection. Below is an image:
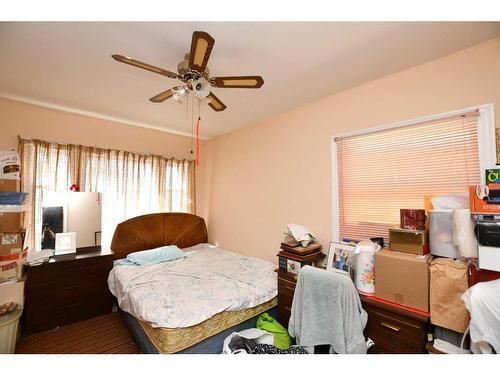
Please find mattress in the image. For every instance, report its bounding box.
[137,297,278,353]
[108,243,278,328]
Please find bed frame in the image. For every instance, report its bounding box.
[110,212,277,354]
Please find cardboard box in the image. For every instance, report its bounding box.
[0,233,24,255]
[0,212,24,233]
[0,151,20,180]
[375,249,431,312]
[0,249,27,283]
[0,179,20,193]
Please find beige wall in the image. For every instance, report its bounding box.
[0,97,209,220]
[206,37,500,263]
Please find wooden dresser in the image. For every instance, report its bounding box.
[22,247,114,335]
[360,295,429,353]
[276,269,430,354]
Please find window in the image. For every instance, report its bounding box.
[332,105,496,243]
[19,138,196,251]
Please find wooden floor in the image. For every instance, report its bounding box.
[15,312,140,354]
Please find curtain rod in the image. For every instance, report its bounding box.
[17,135,192,163]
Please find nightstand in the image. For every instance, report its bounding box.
[276,269,298,327]
[22,246,114,335]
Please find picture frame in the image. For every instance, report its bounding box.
[326,241,356,275]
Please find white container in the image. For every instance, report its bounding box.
[352,240,380,296]
[0,279,25,307]
[0,307,22,353]
[429,209,459,258]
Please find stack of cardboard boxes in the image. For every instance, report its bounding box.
[0,151,27,314]
[374,216,431,313]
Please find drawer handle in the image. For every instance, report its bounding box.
[62,285,80,291]
[63,302,81,309]
[281,284,295,292]
[380,321,401,332]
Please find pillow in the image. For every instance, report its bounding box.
[114,258,137,266]
[126,245,186,266]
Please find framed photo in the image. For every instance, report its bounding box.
[326,241,356,275]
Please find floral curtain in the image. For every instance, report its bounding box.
[19,137,195,252]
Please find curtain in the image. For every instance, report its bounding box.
[19,137,195,252]
[335,111,481,243]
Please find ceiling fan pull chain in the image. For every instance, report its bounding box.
[196,114,201,167]
[190,91,195,158]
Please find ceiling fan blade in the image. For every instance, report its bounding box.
[149,87,179,103]
[207,92,226,112]
[209,76,264,89]
[188,31,215,74]
[112,54,178,79]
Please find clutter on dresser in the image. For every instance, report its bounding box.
[429,258,469,333]
[375,249,431,312]
[389,228,429,255]
[284,223,316,247]
[400,208,427,230]
[325,241,355,275]
[25,249,53,266]
[351,240,380,296]
[277,249,324,275]
[279,224,324,274]
[469,183,500,271]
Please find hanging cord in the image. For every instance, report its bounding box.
[190,89,196,158]
[460,324,470,354]
[196,98,201,166]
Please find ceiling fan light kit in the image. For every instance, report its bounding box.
[111,30,264,112]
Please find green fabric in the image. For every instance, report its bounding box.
[256,313,292,349]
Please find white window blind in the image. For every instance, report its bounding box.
[335,111,481,243]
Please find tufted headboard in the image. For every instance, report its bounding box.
[110,213,208,259]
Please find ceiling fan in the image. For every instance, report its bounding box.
[112,31,264,112]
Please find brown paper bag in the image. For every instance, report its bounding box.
[430,258,470,333]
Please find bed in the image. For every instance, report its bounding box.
[108,212,278,354]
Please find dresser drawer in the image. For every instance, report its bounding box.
[278,277,296,299]
[22,250,114,334]
[25,261,82,288]
[364,306,426,353]
[25,284,82,311]
[24,303,83,333]
[277,292,294,326]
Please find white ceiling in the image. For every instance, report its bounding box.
[1,22,500,138]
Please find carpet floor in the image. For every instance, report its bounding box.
[15,312,140,354]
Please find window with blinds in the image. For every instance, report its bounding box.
[334,111,481,243]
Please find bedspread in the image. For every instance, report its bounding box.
[108,244,277,328]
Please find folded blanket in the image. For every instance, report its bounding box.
[288,266,367,354]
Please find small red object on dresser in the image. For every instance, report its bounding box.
[469,263,500,287]
[400,209,427,230]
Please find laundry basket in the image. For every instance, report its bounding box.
[0,306,22,353]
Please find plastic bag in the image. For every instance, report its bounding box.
[431,193,469,210]
[256,312,292,349]
[452,208,478,259]
[222,328,274,354]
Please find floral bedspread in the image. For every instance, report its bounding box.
[108,244,277,328]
